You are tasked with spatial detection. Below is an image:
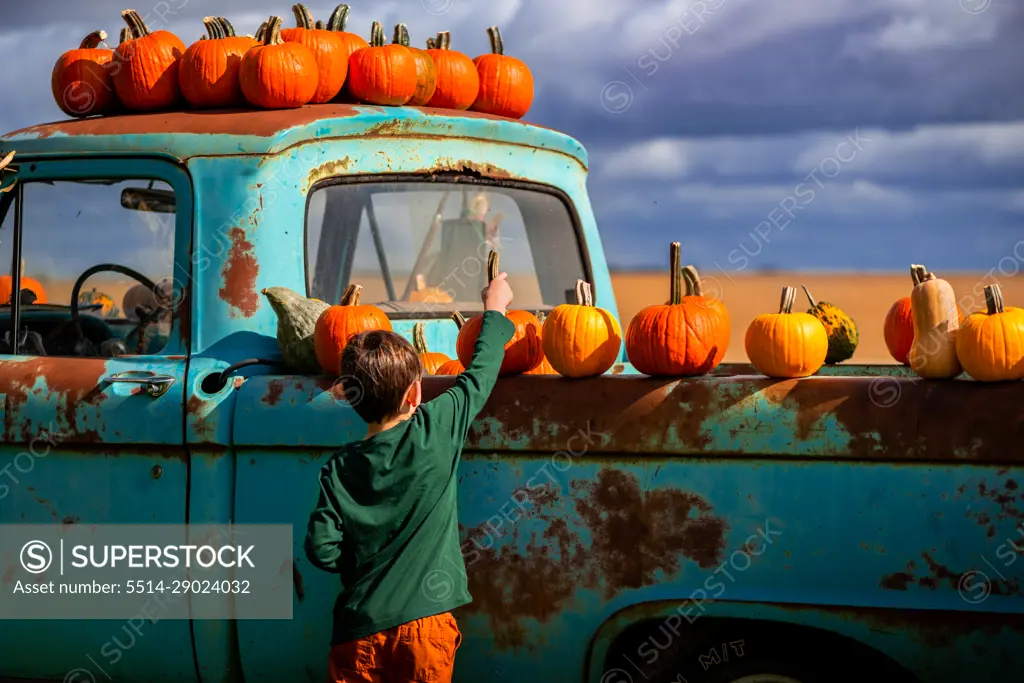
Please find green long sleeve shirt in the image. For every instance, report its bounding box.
[304,310,515,644]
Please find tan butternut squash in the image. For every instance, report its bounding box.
[907,264,961,379]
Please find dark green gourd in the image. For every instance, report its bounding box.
[262,286,330,373]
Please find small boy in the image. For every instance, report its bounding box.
[304,271,516,683]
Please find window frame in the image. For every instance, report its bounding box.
[0,154,193,357]
[303,173,595,318]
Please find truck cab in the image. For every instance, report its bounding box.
[0,106,1021,683]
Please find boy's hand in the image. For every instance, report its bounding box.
[482,272,513,314]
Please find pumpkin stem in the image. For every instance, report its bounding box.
[118,27,132,44]
[434,31,450,50]
[487,250,499,283]
[451,311,465,329]
[292,4,314,30]
[668,242,682,305]
[316,20,325,29]
[121,10,151,38]
[327,4,351,32]
[681,265,704,297]
[801,284,818,309]
[486,26,504,55]
[426,36,436,49]
[369,21,385,47]
[413,321,429,354]
[261,16,285,46]
[415,274,427,291]
[392,22,408,46]
[202,17,222,41]
[985,285,1004,315]
[218,17,237,36]
[779,286,797,314]
[255,21,268,42]
[339,283,362,306]
[79,30,108,50]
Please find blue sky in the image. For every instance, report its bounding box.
[1,0,1021,273]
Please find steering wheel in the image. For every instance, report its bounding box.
[67,264,170,355]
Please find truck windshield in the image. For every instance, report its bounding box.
[305,180,588,316]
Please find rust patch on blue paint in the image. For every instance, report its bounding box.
[304,156,353,191]
[458,468,728,650]
[263,380,285,406]
[0,357,107,442]
[219,227,259,318]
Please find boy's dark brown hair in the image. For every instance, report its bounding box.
[339,330,423,424]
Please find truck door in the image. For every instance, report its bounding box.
[0,158,196,683]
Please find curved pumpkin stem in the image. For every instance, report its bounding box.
[434,31,451,50]
[574,279,594,307]
[202,17,223,41]
[79,30,108,49]
[339,283,362,306]
[118,27,132,44]
[368,21,385,47]
[486,26,504,55]
[487,250,499,283]
[316,20,325,29]
[681,266,704,297]
[327,4,351,32]
[218,17,237,37]
[259,16,285,46]
[392,22,408,46]
[985,285,1004,315]
[910,264,930,286]
[801,284,818,309]
[426,36,436,49]
[255,21,268,42]
[668,242,682,305]
[121,10,152,38]
[779,286,796,314]
[413,321,429,354]
[451,311,465,329]
[292,4,314,29]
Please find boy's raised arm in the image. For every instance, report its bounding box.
[304,464,346,574]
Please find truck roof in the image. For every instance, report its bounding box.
[0,104,588,169]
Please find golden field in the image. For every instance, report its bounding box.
[610,271,1024,364]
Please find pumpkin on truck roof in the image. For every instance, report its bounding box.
[0,104,587,169]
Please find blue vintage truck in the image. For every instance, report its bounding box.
[0,105,1020,683]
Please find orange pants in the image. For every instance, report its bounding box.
[327,612,463,683]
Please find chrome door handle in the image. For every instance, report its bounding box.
[103,371,176,398]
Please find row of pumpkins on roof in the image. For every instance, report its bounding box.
[51,5,533,117]
[265,244,1024,383]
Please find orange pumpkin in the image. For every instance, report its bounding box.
[347,21,417,106]
[526,311,558,375]
[425,31,479,110]
[392,24,437,106]
[470,26,533,119]
[217,17,259,51]
[51,30,116,118]
[409,274,453,304]
[0,275,47,305]
[412,321,451,375]
[745,286,828,378]
[240,15,319,110]
[281,3,348,104]
[314,284,392,376]
[114,9,186,111]
[434,359,465,375]
[179,17,247,109]
[542,280,621,378]
[625,243,730,376]
[455,251,543,375]
[955,284,1024,382]
[885,268,965,365]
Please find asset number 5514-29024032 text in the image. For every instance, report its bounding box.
[125,580,251,594]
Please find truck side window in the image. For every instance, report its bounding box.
[0,179,177,358]
[306,181,587,316]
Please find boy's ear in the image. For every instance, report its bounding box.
[407,380,422,409]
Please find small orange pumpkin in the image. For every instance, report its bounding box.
[281,3,348,104]
[745,286,828,378]
[0,275,47,305]
[625,243,731,376]
[179,17,247,109]
[323,4,369,102]
[313,284,393,376]
[526,311,558,375]
[470,26,533,119]
[409,274,453,304]
[955,284,1024,382]
[392,24,437,106]
[434,359,465,375]
[412,321,451,375]
[113,9,186,111]
[347,21,417,106]
[240,15,319,110]
[542,280,621,378]
[425,31,480,110]
[51,30,116,118]
[455,251,543,375]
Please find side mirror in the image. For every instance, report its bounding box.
[121,187,176,214]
